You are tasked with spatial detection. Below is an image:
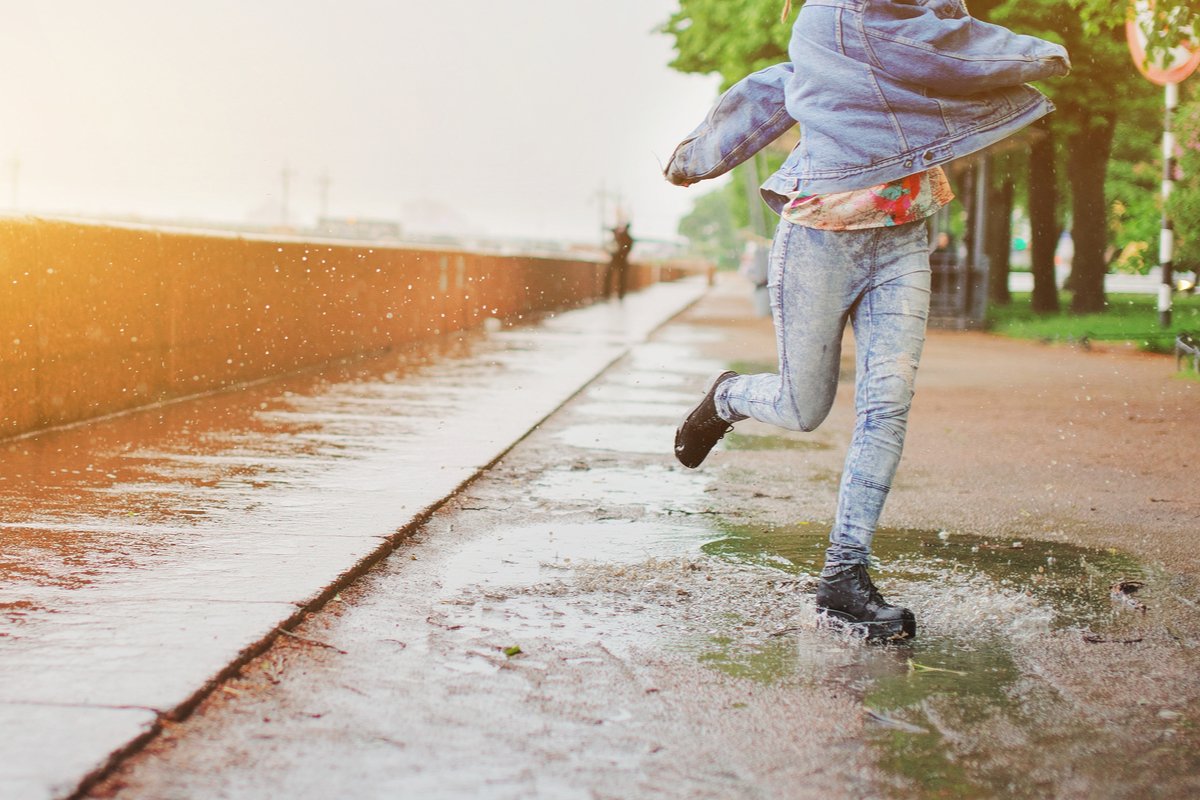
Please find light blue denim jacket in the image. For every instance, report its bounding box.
[664,0,1070,212]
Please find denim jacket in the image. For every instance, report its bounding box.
[664,0,1070,211]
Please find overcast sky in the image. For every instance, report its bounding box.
[0,1,723,243]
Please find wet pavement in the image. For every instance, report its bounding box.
[0,279,707,799]
[80,277,1200,799]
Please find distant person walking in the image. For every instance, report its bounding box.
[666,0,1069,640]
[605,222,634,300]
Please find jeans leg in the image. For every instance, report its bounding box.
[716,222,862,430]
[823,223,931,573]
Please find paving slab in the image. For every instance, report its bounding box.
[86,274,1200,800]
[0,705,157,800]
[0,279,706,799]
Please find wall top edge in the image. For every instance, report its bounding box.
[0,213,608,265]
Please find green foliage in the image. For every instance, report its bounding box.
[1169,86,1200,274]
[661,0,791,89]
[986,0,1162,311]
[1069,0,1197,61]
[1107,115,1165,274]
[661,0,1192,289]
[677,183,743,269]
[987,1,1154,141]
[989,292,1200,351]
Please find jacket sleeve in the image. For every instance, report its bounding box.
[663,63,798,186]
[860,0,1070,96]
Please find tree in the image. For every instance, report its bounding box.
[1107,114,1168,275]
[1071,0,1197,61]
[986,153,1018,306]
[662,0,1193,313]
[1027,118,1063,313]
[677,184,743,270]
[986,0,1163,313]
[661,0,790,90]
[662,0,792,260]
[1168,83,1200,278]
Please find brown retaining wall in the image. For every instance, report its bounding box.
[1,217,692,439]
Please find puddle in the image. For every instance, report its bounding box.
[696,634,803,683]
[692,521,1189,798]
[703,523,1147,631]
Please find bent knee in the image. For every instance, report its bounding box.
[769,379,836,432]
[777,404,831,433]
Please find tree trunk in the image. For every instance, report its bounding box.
[1028,119,1061,314]
[1067,114,1116,314]
[987,158,1015,306]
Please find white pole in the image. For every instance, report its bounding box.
[1159,81,1178,327]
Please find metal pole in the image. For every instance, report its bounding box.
[1159,81,1178,328]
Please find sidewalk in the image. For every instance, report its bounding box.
[86,274,1200,799]
[0,278,707,800]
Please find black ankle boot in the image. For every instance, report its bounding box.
[815,564,916,641]
[674,371,738,469]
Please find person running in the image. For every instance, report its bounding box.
[666,0,1069,640]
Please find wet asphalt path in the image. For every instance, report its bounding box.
[0,279,707,800]
[87,278,1200,799]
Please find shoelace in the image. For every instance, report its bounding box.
[859,567,888,607]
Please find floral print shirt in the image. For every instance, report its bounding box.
[781,167,953,230]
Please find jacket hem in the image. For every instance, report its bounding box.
[760,95,1054,209]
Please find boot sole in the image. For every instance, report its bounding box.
[817,608,917,642]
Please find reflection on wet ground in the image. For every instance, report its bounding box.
[81,285,1200,800]
[549,335,1200,796]
[705,523,1147,632]
[537,335,1200,796]
[0,280,708,799]
[698,522,1200,797]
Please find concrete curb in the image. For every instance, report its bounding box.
[0,278,708,800]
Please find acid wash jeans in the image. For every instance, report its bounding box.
[714,219,931,575]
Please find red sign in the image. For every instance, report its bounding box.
[1127,0,1200,85]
